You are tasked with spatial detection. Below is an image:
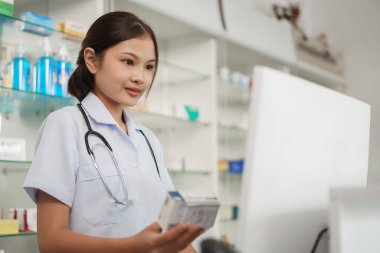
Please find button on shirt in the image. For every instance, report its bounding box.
[23,92,175,238]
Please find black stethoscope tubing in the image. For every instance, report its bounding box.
[77,103,161,205]
[77,103,160,178]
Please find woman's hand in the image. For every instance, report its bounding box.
[134,222,204,253]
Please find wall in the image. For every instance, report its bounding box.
[305,0,380,184]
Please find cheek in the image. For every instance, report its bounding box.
[97,65,125,85]
[146,71,155,83]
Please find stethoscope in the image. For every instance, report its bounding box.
[77,103,160,205]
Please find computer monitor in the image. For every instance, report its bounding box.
[237,67,370,253]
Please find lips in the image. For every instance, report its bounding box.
[125,87,142,97]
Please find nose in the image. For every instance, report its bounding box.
[130,68,145,85]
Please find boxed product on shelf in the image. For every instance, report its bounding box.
[0,219,18,235]
[0,137,25,160]
[218,159,228,172]
[228,159,244,174]
[219,205,239,221]
[19,12,53,36]
[0,208,37,233]
[0,0,13,17]
[59,20,87,39]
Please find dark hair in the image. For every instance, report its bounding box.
[68,11,159,101]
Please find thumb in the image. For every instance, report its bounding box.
[145,222,162,233]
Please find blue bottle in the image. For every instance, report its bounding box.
[34,38,56,95]
[54,45,73,97]
[12,44,31,91]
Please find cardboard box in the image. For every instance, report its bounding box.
[158,191,220,231]
[0,219,19,235]
[0,0,14,17]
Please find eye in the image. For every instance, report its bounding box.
[146,64,155,71]
[122,59,134,65]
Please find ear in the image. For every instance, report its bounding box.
[84,47,98,74]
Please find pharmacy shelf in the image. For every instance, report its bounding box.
[0,14,81,59]
[0,159,31,175]
[0,232,37,238]
[129,109,211,130]
[218,123,247,143]
[168,169,212,175]
[217,79,251,107]
[293,61,346,89]
[156,60,209,86]
[0,86,76,114]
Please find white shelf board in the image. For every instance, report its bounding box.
[128,109,211,130]
[217,79,251,107]
[0,159,32,174]
[168,168,212,175]
[218,123,247,143]
[293,61,346,89]
[156,60,210,86]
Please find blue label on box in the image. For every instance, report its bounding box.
[19,12,53,36]
[169,191,185,202]
[228,159,244,174]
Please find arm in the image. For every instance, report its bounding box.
[37,191,203,253]
[179,245,198,253]
[37,191,139,253]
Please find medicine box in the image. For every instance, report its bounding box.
[0,220,19,235]
[158,191,220,231]
[19,12,53,36]
[0,0,13,17]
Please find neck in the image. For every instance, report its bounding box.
[93,90,128,134]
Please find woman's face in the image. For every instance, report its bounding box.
[92,36,156,108]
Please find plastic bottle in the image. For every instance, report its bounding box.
[34,38,56,95]
[11,44,31,91]
[54,45,73,97]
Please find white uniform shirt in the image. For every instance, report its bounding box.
[23,92,175,238]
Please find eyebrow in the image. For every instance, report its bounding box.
[122,52,156,63]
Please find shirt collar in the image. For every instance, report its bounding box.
[81,92,117,125]
[81,92,143,132]
[124,110,142,148]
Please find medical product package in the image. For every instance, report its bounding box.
[158,191,220,231]
[59,21,87,39]
[0,0,13,17]
[19,12,53,36]
[0,220,19,235]
[0,137,25,160]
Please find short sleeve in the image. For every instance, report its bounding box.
[23,109,79,207]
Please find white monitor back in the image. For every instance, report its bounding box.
[237,67,371,253]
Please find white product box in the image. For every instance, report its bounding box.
[0,137,25,160]
[158,191,220,231]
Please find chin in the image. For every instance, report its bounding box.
[119,98,139,107]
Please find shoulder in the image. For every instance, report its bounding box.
[45,105,81,126]
[40,105,82,137]
[33,105,82,153]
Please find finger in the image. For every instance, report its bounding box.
[173,224,204,248]
[146,222,162,233]
[154,223,189,246]
[160,224,204,253]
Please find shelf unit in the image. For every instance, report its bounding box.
[0,232,37,238]
[0,159,32,175]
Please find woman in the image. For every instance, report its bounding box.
[24,11,203,253]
